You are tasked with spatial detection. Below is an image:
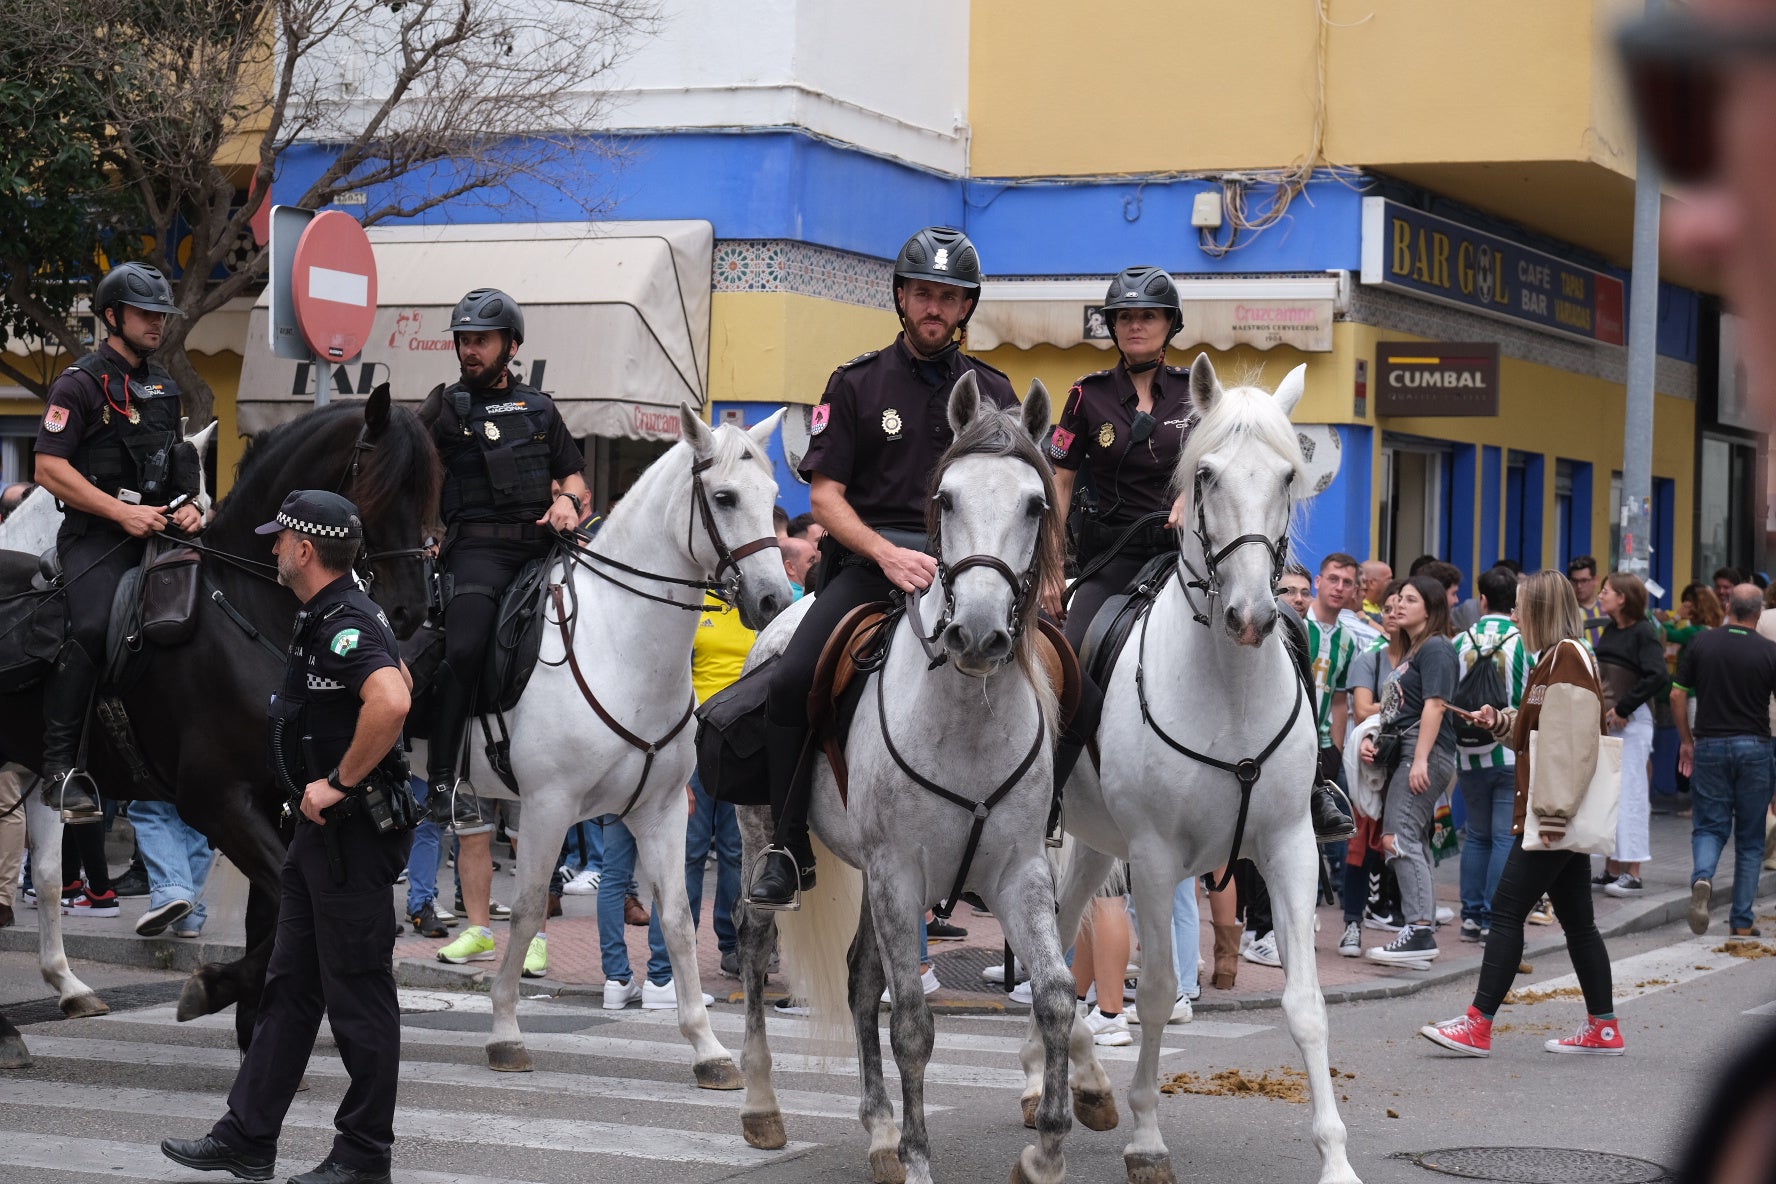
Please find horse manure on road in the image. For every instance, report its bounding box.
[1715,941,1776,960]
[1160,1067,1308,1104]
[1502,985,1584,1006]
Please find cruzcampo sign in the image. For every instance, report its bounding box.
[1375,341,1500,418]
[1360,197,1625,347]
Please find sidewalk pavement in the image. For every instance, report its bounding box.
[4,810,1770,1015]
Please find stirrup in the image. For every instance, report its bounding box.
[45,770,103,826]
[746,846,804,913]
[445,777,483,831]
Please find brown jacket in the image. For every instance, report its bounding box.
[1491,639,1608,836]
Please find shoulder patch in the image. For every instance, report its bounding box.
[810,403,831,436]
[329,628,362,657]
[1048,427,1076,458]
[43,406,69,433]
[836,350,880,370]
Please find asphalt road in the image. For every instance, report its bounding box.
[0,915,1770,1184]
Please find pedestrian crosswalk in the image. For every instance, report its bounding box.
[0,986,1271,1182]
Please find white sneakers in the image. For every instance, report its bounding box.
[981,959,1026,985]
[1082,1005,1133,1046]
[641,978,715,1010]
[881,966,942,1004]
[1127,994,1193,1025]
[602,977,643,1010]
[561,867,602,896]
[1241,931,1282,967]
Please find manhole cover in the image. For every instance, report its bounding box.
[932,946,1011,996]
[1414,1147,1672,1183]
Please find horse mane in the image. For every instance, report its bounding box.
[1170,379,1307,519]
[222,401,441,529]
[926,403,1065,696]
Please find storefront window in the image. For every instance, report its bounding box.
[587,434,673,515]
[1698,435,1756,579]
[1381,437,1445,573]
[0,418,36,485]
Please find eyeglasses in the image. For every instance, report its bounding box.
[1618,12,1776,183]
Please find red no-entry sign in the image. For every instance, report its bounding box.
[291,211,378,363]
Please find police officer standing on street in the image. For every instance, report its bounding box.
[32,262,204,823]
[419,287,589,824]
[748,226,1020,909]
[162,491,415,1184]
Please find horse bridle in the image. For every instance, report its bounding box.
[1177,466,1291,629]
[913,528,1040,671]
[335,424,432,586]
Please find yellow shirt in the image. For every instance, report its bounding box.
[692,594,756,703]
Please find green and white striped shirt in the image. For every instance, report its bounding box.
[1450,613,1534,770]
[1307,615,1356,748]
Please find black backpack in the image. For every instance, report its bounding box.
[1452,627,1515,746]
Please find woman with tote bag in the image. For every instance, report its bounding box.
[1420,570,1625,1058]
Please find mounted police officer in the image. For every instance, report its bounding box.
[747,226,1020,909]
[161,490,416,1184]
[31,262,204,823]
[419,288,590,825]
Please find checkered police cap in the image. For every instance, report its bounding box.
[254,490,364,540]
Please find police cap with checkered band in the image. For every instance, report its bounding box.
[254,490,364,540]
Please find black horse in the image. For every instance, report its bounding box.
[0,388,438,1068]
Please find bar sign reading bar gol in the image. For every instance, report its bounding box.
[1375,341,1499,418]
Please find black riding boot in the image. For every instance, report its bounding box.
[1049,674,1103,837]
[747,722,816,909]
[425,660,484,830]
[40,643,102,825]
[1276,602,1357,844]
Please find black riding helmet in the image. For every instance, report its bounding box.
[891,227,984,348]
[1101,266,1182,353]
[94,262,181,333]
[450,287,525,345]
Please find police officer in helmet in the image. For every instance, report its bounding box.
[32,262,204,823]
[420,288,589,826]
[162,490,414,1184]
[747,226,1020,909]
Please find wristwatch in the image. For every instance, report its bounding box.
[326,767,359,794]
[555,491,583,515]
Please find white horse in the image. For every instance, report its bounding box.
[734,374,1110,1184]
[1040,356,1361,1184]
[439,403,793,1084]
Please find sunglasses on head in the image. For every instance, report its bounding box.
[1618,12,1776,184]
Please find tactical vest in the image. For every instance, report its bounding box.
[267,598,377,796]
[436,382,556,522]
[64,353,183,530]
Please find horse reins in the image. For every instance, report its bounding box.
[1176,467,1291,629]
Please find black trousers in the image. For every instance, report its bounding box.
[1061,550,1149,654]
[1472,836,1614,1017]
[213,814,411,1171]
[765,561,896,728]
[57,527,144,661]
[439,537,549,682]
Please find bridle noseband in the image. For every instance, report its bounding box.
[689,456,780,605]
[1177,467,1291,629]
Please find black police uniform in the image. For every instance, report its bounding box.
[760,335,1017,874]
[31,341,199,780]
[420,376,584,787]
[210,570,412,1176]
[1049,361,1195,653]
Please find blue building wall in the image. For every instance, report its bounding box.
[1295,426,1374,578]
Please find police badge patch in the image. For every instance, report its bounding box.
[810,403,830,436]
[483,421,501,442]
[43,406,69,433]
[882,408,903,440]
[1048,427,1075,459]
[330,628,361,656]
[1098,422,1115,448]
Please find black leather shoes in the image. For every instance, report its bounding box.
[286,1160,393,1184]
[1310,781,1357,843]
[159,1134,274,1181]
[746,848,814,910]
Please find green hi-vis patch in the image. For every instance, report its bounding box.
[330,628,362,656]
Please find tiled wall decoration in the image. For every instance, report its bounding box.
[712,240,894,309]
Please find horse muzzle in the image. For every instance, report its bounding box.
[941,616,1014,676]
[1223,599,1279,648]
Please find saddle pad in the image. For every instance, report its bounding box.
[1078,552,1178,691]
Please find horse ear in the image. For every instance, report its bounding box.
[679,402,716,461]
[1188,353,1220,417]
[1021,378,1051,443]
[947,370,981,436]
[365,382,391,436]
[1273,364,1307,417]
[747,407,786,449]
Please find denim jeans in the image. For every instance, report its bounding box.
[559,820,604,876]
[405,777,443,916]
[1171,876,1201,996]
[1690,735,1776,930]
[130,799,216,929]
[598,818,671,985]
[1457,766,1517,927]
[656,772,740,956]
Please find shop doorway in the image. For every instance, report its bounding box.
[1380,437,1445,573]
[1699,434,1757,580]
[587,434,674,516]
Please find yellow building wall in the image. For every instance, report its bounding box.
[968,0,1636,178]
[709,292,899,406]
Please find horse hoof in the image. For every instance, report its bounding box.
[0,1033,29,1070]
[486,1041,533,1073]
[869,1148,906,1184]
[1124,1150,1175,1184]
[174,975,212,1022]
[694,1057,743,1091]
[1021,1094,1040,1129]
[741,1111,786,1150]
[1072,1086,1119,1131]
[59,993,109,1019]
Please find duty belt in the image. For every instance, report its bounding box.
[448,522,547,542]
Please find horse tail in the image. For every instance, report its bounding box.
[776,833,862,1062]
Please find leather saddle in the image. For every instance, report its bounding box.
[1077,552,1178,692]
[807,601,1083,802]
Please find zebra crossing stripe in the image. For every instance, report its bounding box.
[1514,935,1750,1005]
[0,1133,558,1184]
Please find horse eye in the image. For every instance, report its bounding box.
[935,490,953,513]
[713,490,736,508]
[1284,471,1296,486]
[1025,495,1046,518]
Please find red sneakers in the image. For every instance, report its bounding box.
[1420,1006,1492,1057]
[63,888,121,918]
[1545,1016,1625,1055]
